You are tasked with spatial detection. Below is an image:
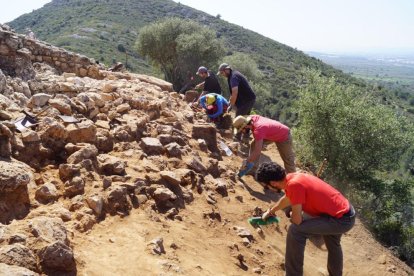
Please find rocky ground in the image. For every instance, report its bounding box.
[0,24,413,275]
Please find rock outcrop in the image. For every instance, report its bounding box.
[0,23,237,275]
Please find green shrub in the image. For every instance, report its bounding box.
[294,69,414,266]
[294,69,412,185]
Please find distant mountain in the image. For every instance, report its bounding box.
[9,0,360,123]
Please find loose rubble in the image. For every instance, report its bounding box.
[0,23,237,275]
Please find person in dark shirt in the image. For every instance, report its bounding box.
[217,63,256,116]
[217,63,256,139]
[195,66,222,95]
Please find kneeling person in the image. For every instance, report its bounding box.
[199,93,229,123]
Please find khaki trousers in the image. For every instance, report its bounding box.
[275,133,296,173]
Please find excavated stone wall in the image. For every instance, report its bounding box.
[0,24,100,80]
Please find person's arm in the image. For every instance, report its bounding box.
[195,81,205,90]
[290,204,303,225]
[268,195,291,214]
[209,98,224,119]
[195,91,207,106]
[199,96,207,109]
[247,139,263,163]
[230,86,238,106]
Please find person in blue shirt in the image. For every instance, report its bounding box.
[199,93,229,122]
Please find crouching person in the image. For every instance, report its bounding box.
[232,115,296,177]
[257,162,355,276]
[199,93,229,124]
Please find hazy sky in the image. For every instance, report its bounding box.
[1,0,413,53]
[0,0,51,24]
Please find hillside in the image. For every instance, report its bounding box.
[1,23,413,275]
[8,0,363,124]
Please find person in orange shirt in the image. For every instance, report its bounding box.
[257,162,355,276]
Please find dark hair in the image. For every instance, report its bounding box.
[255,162,286,184]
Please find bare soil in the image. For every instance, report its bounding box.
[73,144,413,276]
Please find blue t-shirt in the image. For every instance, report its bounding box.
[200,93,229,119]
[227,70,256,107]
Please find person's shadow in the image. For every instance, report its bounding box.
[238,177,283,203]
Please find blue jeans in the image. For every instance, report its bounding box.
[285,206,356,276]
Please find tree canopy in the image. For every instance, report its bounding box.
[294,69,414,265]
[136,17,224,91]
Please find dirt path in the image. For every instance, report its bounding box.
[74,145,413,276]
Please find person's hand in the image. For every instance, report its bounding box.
[227,105,233,113]
[262,208,273,221]
[238,161,254,177]
[195,83,203,91]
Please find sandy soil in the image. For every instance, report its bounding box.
[73,144,413,276]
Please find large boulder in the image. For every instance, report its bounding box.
[0,244,38,272]
[29,216,69,245]
[66,144,98,164]
[186,157,207,175]
[191,124,218,152]
[104,184,132,216]
[0,160,31,193]
[0,69,6,93]
[164,142,183,159]
[64,176,85,197]
[37,241,75,273]
[0,263,39,276]
[58,163,81,182]
[160,171,181,186]
[0,123,13,158]
[135,74,173,92]
[28,93,52,107]
[35,182,59,204]
[152,187,177,202]
[140,137,164,156]
[66,120,97,144]
[97,154,126,176]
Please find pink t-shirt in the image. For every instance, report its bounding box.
[251,115,290,142]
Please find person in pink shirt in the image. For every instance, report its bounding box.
[232,115,296,176]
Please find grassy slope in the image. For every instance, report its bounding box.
[9,0,365,123]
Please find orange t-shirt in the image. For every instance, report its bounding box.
[285,173,349,218]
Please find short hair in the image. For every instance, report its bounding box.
[255,162,286,184]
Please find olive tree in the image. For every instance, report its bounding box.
[294,69,414,264]
[294,69,412,186]
[136,18,224,91]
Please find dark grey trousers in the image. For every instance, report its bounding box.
[235,98,256,117]
[285,210,355,276]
